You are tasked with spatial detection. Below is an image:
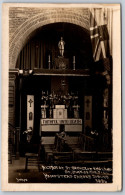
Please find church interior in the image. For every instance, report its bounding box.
[8,7,113,183]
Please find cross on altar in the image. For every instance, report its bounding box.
[28,99,33,107]
[86,99,90,107]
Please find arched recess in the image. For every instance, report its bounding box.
[9,9,90,68]
[16,22,93,70]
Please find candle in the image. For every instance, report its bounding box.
[73,56,75,63]
[48,55,50,62]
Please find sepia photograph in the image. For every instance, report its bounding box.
[1,3,121,191]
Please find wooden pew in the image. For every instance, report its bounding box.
[41,136,56,163]
[52,152,73,165]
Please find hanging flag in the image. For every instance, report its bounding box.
[90,8,110,62]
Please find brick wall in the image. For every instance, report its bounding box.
[9,7,90,68]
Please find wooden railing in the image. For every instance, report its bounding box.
[41,133,112,165]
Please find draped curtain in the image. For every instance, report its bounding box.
[89,8,113,62]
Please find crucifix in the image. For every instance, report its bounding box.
[86,99,90,107]
[28,99,33,107]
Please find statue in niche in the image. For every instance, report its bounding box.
[58,37,65,57]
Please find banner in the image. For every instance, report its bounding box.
[41,119,82,125]
[84,96,92,129]
[27,95,34,130]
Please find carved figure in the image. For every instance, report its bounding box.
[58,37,65,57]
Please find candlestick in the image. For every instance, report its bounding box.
[48,55,51,69]
[73,56,76,70]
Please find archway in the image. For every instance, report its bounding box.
[15,21,94,145]
[16,22,93,70]
[9,9,90,68]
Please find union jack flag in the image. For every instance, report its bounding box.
[90,8,110,62]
